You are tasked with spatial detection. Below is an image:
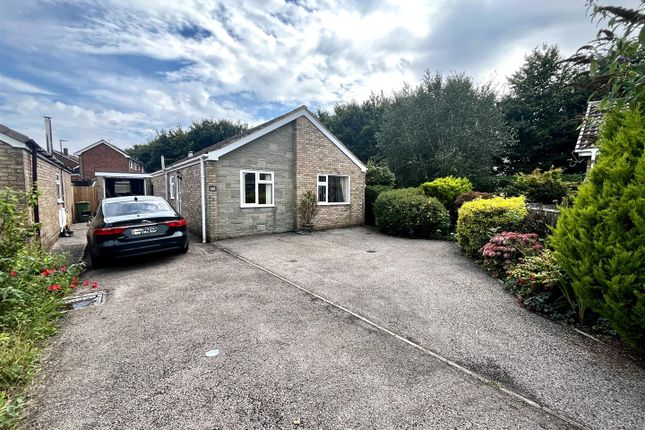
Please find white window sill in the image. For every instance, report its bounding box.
[318,202,350,206]
[57,199,64,204]
[240,204,275,209]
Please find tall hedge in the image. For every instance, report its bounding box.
[365,185,392,225]
[374,188,449,239]
[550,106,645,349]
[456,196,527,256]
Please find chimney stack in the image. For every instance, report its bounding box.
[44,116,53,154]
[63,148,69,156]
[188,151,194,157]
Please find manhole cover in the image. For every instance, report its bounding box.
[205,349,220,357]
[62,292,105,311]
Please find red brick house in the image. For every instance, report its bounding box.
[75,139,149,200]
[75,139,143,179]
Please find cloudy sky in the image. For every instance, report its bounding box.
[0,0,635,153]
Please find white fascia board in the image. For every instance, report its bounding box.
[207,109,368,172]
[0,133,27,149]
[94,172,152,178]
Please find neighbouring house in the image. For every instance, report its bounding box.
[74,139,149,202]
[150,105,367,241]
[0,123,74,249]
[573,101,602,173]
[52,148,80,180]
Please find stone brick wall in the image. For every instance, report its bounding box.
[294,116,364,229]
[215,124,296,239]
[0,141,27,191]
[149,161,215,240]
[80,143,133,179]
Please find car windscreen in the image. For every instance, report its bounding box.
[104,200,173,218]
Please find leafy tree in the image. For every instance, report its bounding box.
[128,119,247,171]
[377,73,513,187]
[500,45,595,173]
[317,93,389,162]
[566,1,644,108]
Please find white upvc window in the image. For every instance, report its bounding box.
[317,174,350,205]
[240,170,274,208]
[55,173,63,203]
[169,175,175,199]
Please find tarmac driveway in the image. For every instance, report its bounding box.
[23,228,643,429]
[218,227,645,430]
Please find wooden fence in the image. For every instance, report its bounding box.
[72,185,99,222]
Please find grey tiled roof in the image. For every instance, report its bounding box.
[574,101,603,153]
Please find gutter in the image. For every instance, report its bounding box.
[27,141,40,237]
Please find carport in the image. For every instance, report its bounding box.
[95,172,152,198]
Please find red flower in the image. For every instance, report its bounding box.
[41,268,53,277]
[91,281,98,289]
[9,271,17,276]
[83,280,89,287]
[71,277,78,285]
[69,283,76,289]
[47,284,61,291]
[59,265,67,272]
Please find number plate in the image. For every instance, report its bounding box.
[130,226,159,236]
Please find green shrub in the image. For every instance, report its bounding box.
[456,196,527,256]
[506,168,569,204]
[506,250,581,320]
[454,191,494,210]
[0,188,87,426]
[366,160,396,187]
[471,175,513,193]
[374,188,449,239]
[551,106,645,349]
[365,185,392,225]
[420,176,472,213]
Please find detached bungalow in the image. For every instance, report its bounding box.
[150,105,366,241]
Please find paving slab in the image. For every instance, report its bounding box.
[218,227,645,430]
[24,242,569,429]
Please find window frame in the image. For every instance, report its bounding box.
[240,170,275,208]
[169,175,175,199]
[317,174,350,205]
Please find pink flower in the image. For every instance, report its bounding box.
[9,271,17,276]
[91,281,98,289]
[59,266,66,272]
[83,280,89,287]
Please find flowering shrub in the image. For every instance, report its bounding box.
[0,187,98,427]
[456,196,528,256]
[480,232,542,276]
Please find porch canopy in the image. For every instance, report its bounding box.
[95,172,152,198]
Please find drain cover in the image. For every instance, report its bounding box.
[366,250,377,253]
[205,349,220,357]
[62,292,105,312]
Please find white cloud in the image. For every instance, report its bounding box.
[0,0,624,151]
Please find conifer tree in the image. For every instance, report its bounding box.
[551,106,644,349]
